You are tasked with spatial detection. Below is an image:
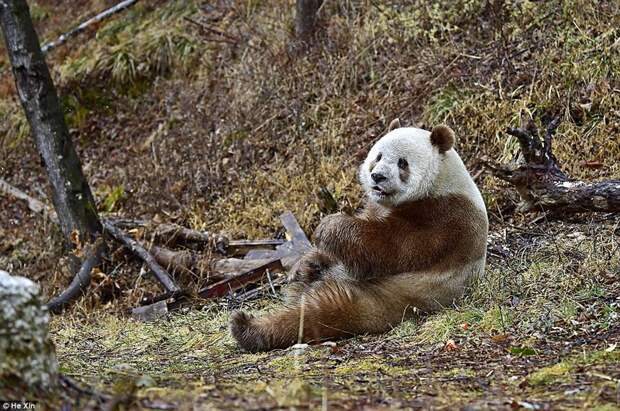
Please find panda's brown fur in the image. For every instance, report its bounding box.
[230,125,488,352]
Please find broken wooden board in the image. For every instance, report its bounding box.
[242,212,311,269]
[226,239,285,256]
[280,211,312,250]
[198,259,284,299]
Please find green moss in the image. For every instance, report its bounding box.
[439,368,476,378]
[334,357,407,377]
[528,362,572,386]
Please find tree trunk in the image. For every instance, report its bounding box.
[295,0,324,43]
[0,0,100,245]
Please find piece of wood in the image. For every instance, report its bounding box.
[41,0,139,53]
[148,245,204,275]
[0,178,58,222]
[102,220,180,292]
[0,0,101,245]
[213,257,279,275]
[279,211,312,250]
[227,239,285,256]
[485,117,620,214]
[197,259,283,299]
[295,0,324,43]
[105,217,228,251]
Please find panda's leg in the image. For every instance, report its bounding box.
[230,278,414,352]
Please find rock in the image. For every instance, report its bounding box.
[0,270,58,394]
[131,300,168,322]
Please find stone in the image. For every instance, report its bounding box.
[0,270,58,394]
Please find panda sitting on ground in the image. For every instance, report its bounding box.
[231,123,488,352]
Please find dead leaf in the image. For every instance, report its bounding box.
[444,339,458,351]
[579,160,604,169]
[491,333,511,343]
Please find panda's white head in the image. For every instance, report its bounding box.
[359,125,455,206]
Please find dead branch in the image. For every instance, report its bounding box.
[148,245,204,275]
[106,217,228,251]
[46,239,106,313]
[0,178,57,222]
[486,116,620,214]
[41,0,139,54]
[183,16,240,43]
[214,257,281,275]
[226,239,285,256]
[102,219,180,292]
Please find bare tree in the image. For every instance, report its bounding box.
[0,0,103,312]
[295,0,324,43]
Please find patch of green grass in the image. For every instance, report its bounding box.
[99,184,125,213]
[414,308,483,344]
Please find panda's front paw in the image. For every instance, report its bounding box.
[288,250,331,284]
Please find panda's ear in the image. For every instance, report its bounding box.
[430,125,455,153]
[387,118,401,132]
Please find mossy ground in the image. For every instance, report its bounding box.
[1,0,619,409]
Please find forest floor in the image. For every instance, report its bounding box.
[1,0,619,409]
[48,219,620,410]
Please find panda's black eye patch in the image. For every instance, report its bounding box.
[376,153,382,161]
[398,158,409,169]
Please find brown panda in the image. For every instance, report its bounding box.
[230,125,488,352]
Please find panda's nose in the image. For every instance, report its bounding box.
[371,172,387,183]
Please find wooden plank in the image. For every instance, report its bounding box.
[279,211,312,250]
[197,259,283,299]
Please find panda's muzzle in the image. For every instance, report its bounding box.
[371,185,393,197]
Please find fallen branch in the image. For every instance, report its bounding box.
[183,16,240,44]
[1,176,308,309]
[485,117,620,214]
[108,217,212,242]
[108,217,289,256]
[0,178,57,222]
[102,219,180,292]
[148,245,206,276]
[46,238,106,313]
[41,0,139,54]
